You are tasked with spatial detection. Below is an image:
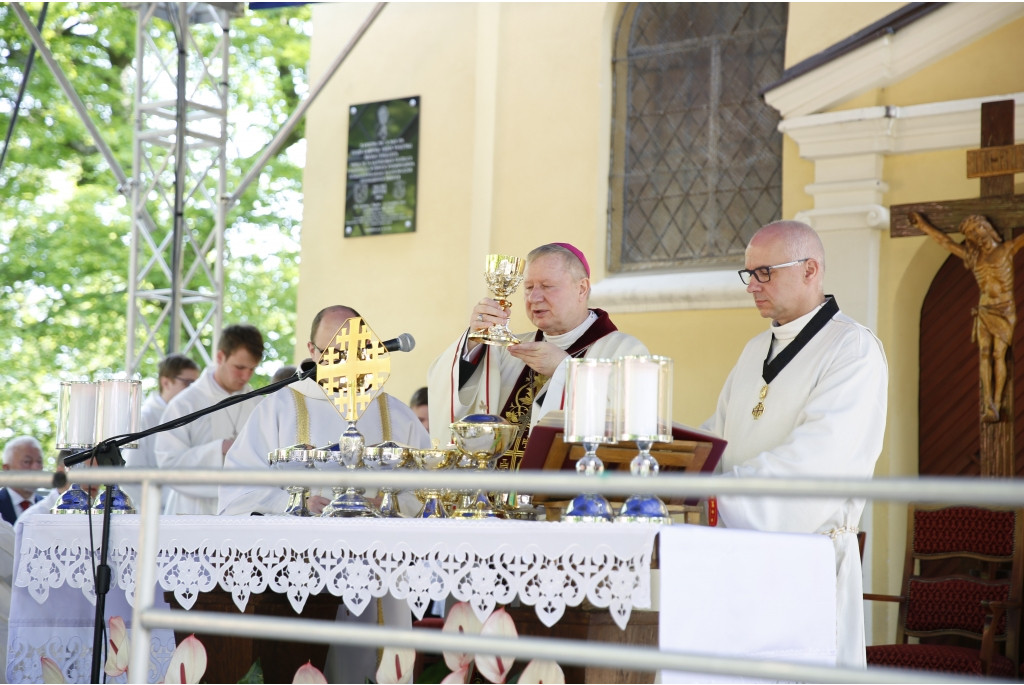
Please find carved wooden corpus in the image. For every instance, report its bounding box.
[890,99,1024,477]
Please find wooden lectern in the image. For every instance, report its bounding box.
[520,411,726,521]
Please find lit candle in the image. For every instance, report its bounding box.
[68,382,98,447]
[620,358,658,438]
[566,360,613,440]
[95,379,141,443]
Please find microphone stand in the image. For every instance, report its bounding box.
[62,363,317,683]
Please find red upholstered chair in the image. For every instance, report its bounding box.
[865,505,1023,677]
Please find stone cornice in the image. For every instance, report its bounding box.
[764,3,1024,119]
[780,93,1024,159]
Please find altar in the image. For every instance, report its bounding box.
[6,515,657,683]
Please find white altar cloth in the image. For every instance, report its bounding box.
[8,515,656,683]
[658,525,837,683]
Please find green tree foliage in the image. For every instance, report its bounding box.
[0,3,309,457]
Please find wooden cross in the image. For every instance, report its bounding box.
[890,99,1024,477]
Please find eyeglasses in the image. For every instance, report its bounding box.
[310,342,324,356]
[174,376,197,386]
[737,258,809,285]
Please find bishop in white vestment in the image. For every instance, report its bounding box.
[428,243,647,464]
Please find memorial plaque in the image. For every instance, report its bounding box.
[344,96,419,237]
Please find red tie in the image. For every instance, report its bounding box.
[19,500,30,512]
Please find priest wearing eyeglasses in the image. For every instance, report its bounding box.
[121,354,201,508]
[702,220,888,669]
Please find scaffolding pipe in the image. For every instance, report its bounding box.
[11,2,131,191]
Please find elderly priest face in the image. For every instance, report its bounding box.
[522,248,591,336]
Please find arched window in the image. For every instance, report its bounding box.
[608,3,787,272]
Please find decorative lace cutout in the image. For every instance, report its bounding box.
[14,517,656,630]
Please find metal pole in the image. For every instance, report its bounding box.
[168,3,188,352]
[10,2,130,190]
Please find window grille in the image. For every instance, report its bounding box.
[609,3,787,272]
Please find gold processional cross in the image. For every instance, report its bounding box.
[890,99,1024,477]
[315,317,391,423]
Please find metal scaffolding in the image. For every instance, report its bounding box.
[11,1,383,373]
[125,2,242,371]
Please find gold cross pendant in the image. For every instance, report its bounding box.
[752,384,768,419]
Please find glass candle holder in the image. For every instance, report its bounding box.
[562,358,617,522]
[615,355,673,524]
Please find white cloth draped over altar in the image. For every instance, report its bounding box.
[6,515,657,684]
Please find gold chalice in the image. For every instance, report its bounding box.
[449,414,519,519]
[363,441,412,518]
[468,254,526,346]
[408,444,459,518]
[268,443,318,517]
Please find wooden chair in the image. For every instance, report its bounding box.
[865,505,1023,677]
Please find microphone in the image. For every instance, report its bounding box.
[299,359,318,379]
[382,333,415,353]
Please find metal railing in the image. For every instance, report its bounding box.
[4,466,1021,684]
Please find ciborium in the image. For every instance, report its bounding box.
[449,414,519,519]
[562,358,616,523]
[318,428,380,518]
[615,355,674,525]
[363,440,411,517]
[467,254,526,346]
[408,444,458,518]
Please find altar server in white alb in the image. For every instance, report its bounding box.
[218,304,429,684]
[155,324,265,515]
[219,304,431,516]
[702,220,888,669]
[121,353,200,509]
[428,243,647,466]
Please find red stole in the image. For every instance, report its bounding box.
[497,309,618,470]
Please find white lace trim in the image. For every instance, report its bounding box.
[14,516,656,630]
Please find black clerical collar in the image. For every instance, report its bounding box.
[762,296,839,384]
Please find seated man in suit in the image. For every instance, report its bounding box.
[0,437,44,526]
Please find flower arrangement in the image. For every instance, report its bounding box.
[377,603,564,685]
[39,615,328,684]
[39,606,563,684]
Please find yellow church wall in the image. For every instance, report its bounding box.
[298,2,758,421]
[882,15,1024,107]
[784,3,906,66]
[299,2,482,404]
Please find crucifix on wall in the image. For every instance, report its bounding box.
[891,99,1024,478]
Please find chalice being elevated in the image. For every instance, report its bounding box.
[314,316,393,518]
[562,358,616,522]
[468,254,526,346]
[615,355,674,524]
[450,414,519,518]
